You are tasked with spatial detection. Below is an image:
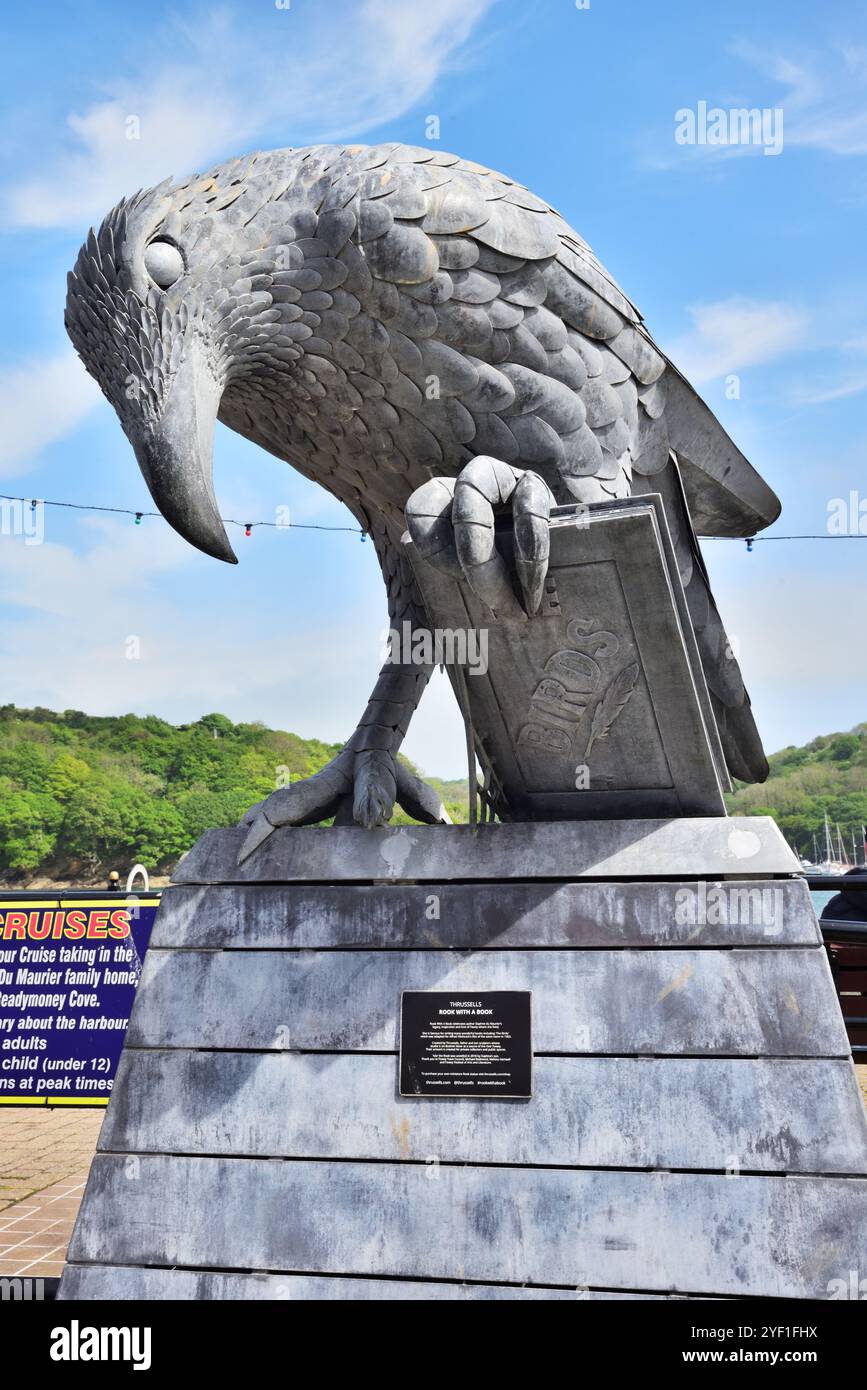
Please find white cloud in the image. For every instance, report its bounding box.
[731,40,867,157]
[788,327,867,406]
[652,40,867,171]
[794,374,867,407]
[0,352,101,475]
[666,297,808,384]
[5,0,497,230]
[0,517,356,721]
[402,667,468,780]
[0,0,496,478]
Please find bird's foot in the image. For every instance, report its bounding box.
[405,456,555,618]
[237,747,450,863]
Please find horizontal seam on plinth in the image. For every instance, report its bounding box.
[118,1045,854,1060]
[172,874,802,887]
[61,1258,765,1299]
[146,943,825,952]
[88,1150,867,1180]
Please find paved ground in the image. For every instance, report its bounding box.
[0,1108,103,1212]
[0,1172,91,1280]
[1,1072,866,1280]
[0,1108,103,1280]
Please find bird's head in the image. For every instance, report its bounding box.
[66,151,307,564]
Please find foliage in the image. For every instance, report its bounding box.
[726,722,867,858]
[0,704,862,878]
[0,706,340,879]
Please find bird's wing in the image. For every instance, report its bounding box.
[541,257,782,535]
[336,146,771,781]
[338,146,780,537]
[209,144,776,540]
[203,145,771,784]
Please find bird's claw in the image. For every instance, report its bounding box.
[237,811,277,865]
[235,748,450,864]
[405,456,554,618]
[235,752,354,865]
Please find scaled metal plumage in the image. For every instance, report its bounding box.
[66,143,779,839]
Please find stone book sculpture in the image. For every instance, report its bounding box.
[59,144,867,1302]
[407,494,730,821]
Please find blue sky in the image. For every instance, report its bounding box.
[0,0,864,778]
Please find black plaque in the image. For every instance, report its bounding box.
[399,991,532,1099]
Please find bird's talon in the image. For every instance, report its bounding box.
[237,812,276,865]
[235,747,449,862]
[405,455,554,618]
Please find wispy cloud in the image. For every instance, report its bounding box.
[652,39,867,170]
[731,40,867,156]
[0,0,495,475]
[0,352,100,475]
[710,565,867,753]
[666,297,808,384]
[5,0,496,230]
[794,374,867,407]
[787,322,867,406]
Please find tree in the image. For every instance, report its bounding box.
[829,734,860,762]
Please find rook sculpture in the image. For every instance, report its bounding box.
[65,142,778,846]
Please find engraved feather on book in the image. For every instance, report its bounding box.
[582,662,640,762]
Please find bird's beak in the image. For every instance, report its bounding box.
[131,339,237,564]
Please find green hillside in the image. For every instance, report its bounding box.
[0,705,863,881]
[0,705,469,882]
[0,705,341,880]
[726,723,867,860]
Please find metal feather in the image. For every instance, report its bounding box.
[583,663,640,762]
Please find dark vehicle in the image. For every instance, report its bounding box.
[814,869,867,1055]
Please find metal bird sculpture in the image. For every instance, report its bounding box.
[66,143,779,854]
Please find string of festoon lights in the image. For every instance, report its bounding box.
[0,493,367,539]
[1,492,866,547]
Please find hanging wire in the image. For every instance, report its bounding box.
[0,493,363,534]
[1,492,865,546]
[705,533,867,544]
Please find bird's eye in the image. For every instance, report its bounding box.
[144,239,185,289]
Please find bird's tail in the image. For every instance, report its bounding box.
[709,687,769,785]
